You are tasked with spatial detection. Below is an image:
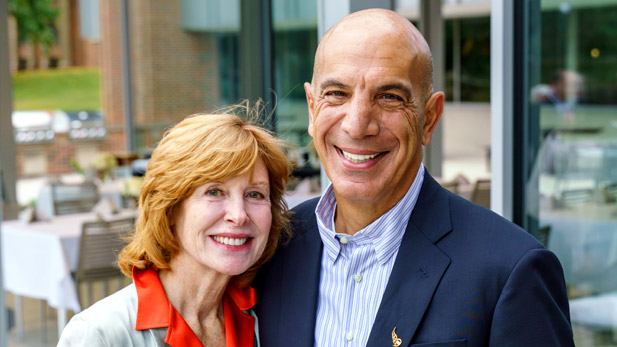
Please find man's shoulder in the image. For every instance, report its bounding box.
[444,191,545,259]
[288,197,320,237]
[291,196,320,217]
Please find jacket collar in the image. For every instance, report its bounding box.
[366,172,453,345]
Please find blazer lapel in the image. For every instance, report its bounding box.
[366,173,453,346]
[276,211,323,346]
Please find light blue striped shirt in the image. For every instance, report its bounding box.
[314,164,424,347]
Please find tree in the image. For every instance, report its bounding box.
[8,0,59,69]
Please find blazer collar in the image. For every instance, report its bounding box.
[366,172,453,346]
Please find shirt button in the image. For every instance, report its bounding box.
[340,237,349,244]
[353,274,362,283]
[346,331,354,341]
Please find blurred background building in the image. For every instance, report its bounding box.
[2,0,617,345]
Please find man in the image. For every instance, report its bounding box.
[532,69,584,122]
[255,9,574,346]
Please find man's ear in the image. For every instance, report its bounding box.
[421,91,444,146]
[304,82,315,138]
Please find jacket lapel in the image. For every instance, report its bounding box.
[366,173,453,346]
[276,207,323,346]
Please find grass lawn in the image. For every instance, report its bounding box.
[12,67,101,111]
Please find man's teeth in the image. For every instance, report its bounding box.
[341,150,379,163]
[212,236,249,246]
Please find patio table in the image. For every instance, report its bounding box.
[1,210,136,338]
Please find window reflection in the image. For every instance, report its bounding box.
[271,0,317,149]
[526,2,617,345]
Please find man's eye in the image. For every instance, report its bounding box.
[380,93,404,101]
[325,90,346,97]
[206,189,222,196]
[246,191,265,200]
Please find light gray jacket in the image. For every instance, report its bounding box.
[57,284,260,346]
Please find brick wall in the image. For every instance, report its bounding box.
[15,134,107,176]
[100,0,126,131]
[47,134,77,174]
[8,16,17,71]
[99,0,223,152]
[128,0,221,127]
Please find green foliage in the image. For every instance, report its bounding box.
[12,68,102,111]
[8,0,59,52]
[69,157,85,175]
[541,7,617,105]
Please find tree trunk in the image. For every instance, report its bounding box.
[34,41,41,69]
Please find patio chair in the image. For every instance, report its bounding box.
[51,180,100,215]
[557,188,593,207]
[439,180,460,195]
[471,179,491,209]
[537,225,551,247]
[74,217,135,308]
[602,182,617,203]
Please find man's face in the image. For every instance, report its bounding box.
[305,27,439,214]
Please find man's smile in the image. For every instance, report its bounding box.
[337,147,386,164]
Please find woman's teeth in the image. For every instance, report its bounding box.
[341,150,379,163]
[212,236,249,246]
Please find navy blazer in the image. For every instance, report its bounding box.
[254,173,574,346]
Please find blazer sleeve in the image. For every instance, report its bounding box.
[57,316,108,347]
[488,247,575,346]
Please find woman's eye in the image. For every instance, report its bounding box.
[246,191,265,200]
[206,189,222,197]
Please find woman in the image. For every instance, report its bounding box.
[58,111,291,346]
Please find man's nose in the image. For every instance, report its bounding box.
[341,94,379,138]
[224,196,250,226]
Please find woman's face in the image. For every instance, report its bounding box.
[173,158,272,277]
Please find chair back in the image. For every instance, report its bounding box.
[537,225,551,247]
[471,179,491,209]
[52,181,100,215]
[603,182,617,203]
[557,188,593,207]
[440,181,460,194]
[75,217,134,283]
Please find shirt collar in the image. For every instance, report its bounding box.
[223,283,257,347]
[133,267,201,346]
[315,164,425,265]
[132,267,257,347]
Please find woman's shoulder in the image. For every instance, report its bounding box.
[57,284,157,346]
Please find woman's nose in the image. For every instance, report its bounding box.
[224,196,250,226]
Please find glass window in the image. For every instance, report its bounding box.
[271,0,318,175]
[523,1,617,345]
[218,32,240,104]
[396,0,492,204]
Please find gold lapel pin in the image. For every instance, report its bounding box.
[392,327,402,347]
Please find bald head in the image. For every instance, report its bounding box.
[313,9,434,106]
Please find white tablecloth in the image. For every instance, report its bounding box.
[541,204,617,294]
[1,210,136,313]
[570,292,617,330]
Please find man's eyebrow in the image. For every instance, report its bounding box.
[319,79,349,91]
[378,83,412,99]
